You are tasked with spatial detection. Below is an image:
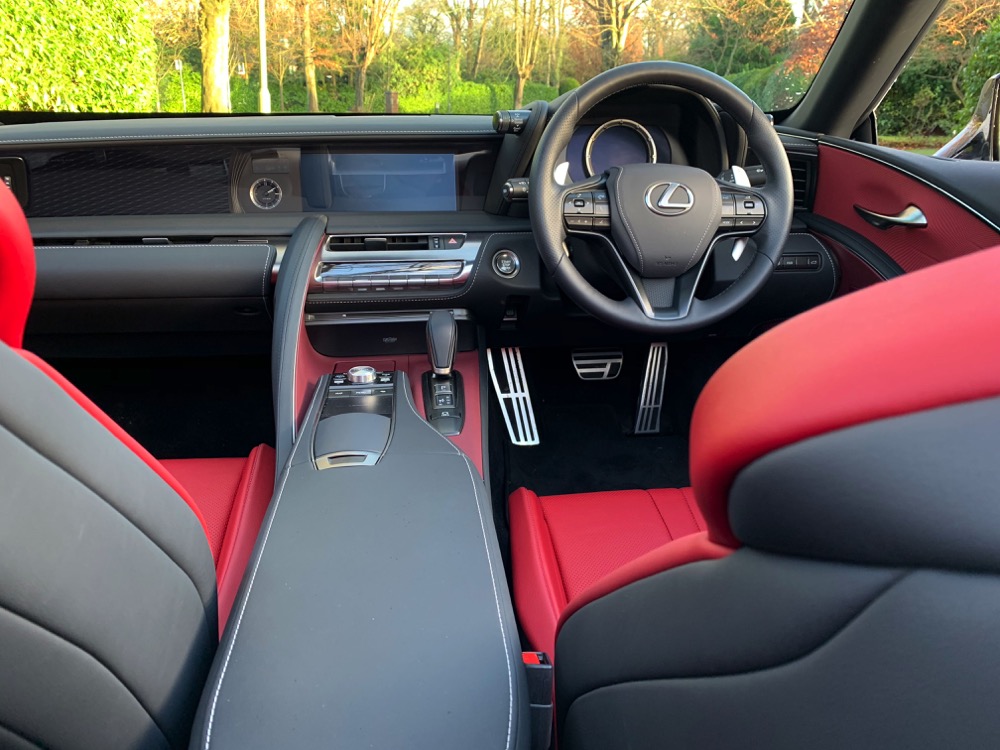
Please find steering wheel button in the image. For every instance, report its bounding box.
[566,216,594,229]
[593,191,609,203]
[593,217,611,229]
[594,202,610,216]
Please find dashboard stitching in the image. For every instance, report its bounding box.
[260,246,274,297]
[306,232,532,306]
[0,130,498,145]
[203,429,298,750]
[611,169,644,274]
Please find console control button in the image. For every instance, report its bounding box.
[563,192,594,215]
[347,366,377,384]
[492,249,521,278]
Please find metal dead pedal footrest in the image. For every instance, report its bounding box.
[635,343,668,435]
[571,350,624,381]
[487,347,540,446]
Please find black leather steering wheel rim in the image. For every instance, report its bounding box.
[529,61,794,333]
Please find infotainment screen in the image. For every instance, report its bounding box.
[301,153,457,212]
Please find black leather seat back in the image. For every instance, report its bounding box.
[0,343,218,750]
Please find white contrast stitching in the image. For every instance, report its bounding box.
[461,454,514,750]
[611,169,644,274]
[203,446,296,749]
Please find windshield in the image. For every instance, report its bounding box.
[1,0,854,116]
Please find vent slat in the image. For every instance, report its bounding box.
[327,235,431,251]
[787,154,816,212]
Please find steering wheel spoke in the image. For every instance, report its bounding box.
[615,238,724,321]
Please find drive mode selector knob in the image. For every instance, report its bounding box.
[347,366,377,384]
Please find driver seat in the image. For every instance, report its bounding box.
[510,246,1000,748]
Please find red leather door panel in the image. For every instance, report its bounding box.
[813,144,1000,272]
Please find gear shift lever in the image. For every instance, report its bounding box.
[426,310,457,376]
[423,311,464,436]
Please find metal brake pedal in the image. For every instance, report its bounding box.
[634,343,668,435]
[487,347,540,446]
[571,350,623,381]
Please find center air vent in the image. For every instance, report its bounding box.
[326,234,466,252]
[328,235,430,252]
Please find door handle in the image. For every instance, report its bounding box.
[854,204,928,230]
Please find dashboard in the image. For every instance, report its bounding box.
[0,90,828,357]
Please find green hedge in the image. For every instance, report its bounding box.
[0,0,155,111]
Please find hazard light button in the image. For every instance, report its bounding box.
[439,234,465,249]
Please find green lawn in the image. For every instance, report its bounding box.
[878,134,950,155]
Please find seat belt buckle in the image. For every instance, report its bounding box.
[522,652,553,749]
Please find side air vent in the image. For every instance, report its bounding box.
[328,234,431,252]
[788,154,818,212]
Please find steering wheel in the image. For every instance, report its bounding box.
[529,61,794,333]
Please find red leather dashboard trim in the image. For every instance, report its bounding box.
[295,331,485,476]
[690,246,1000,546]
[813,144,1000,272]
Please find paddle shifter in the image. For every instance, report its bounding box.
[423,310,464,436]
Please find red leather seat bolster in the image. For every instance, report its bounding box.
[215,444,276,630]
[510,486,718,659]
[16,349,210,536]
[0,185,35,349]
[509,488,570,660]
[160,446,276,630]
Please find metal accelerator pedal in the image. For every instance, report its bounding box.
[487,347,540,446]
[571,350,624,381]
[634,343,668,435]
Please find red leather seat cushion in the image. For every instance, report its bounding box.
[510,487,708,658]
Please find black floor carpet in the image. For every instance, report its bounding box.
[502,341,742,497]
[50,356,274,459]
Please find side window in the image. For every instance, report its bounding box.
[877,0,1000,157]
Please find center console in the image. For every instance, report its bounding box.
[193,218,531,750]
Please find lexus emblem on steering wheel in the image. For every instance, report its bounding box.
[644,182,695,216]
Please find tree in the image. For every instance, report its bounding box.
[147,0,200,110]
[782,0,852,78]
[642,0,693,61]
[512,0,545,107]
[334,0,402,111]
[302,0,320,111]
[200,0,232,111]
[687,0,795,76]
[578,0,649,71]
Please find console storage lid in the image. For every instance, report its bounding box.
[192,375,529,750]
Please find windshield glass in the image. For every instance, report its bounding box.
[1,0,853,115]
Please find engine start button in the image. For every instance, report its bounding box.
[492,249,520,278]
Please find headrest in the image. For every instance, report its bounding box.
[0,184,35,348]
[691,246,1000,566]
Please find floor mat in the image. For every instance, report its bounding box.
[49,356,274,459]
